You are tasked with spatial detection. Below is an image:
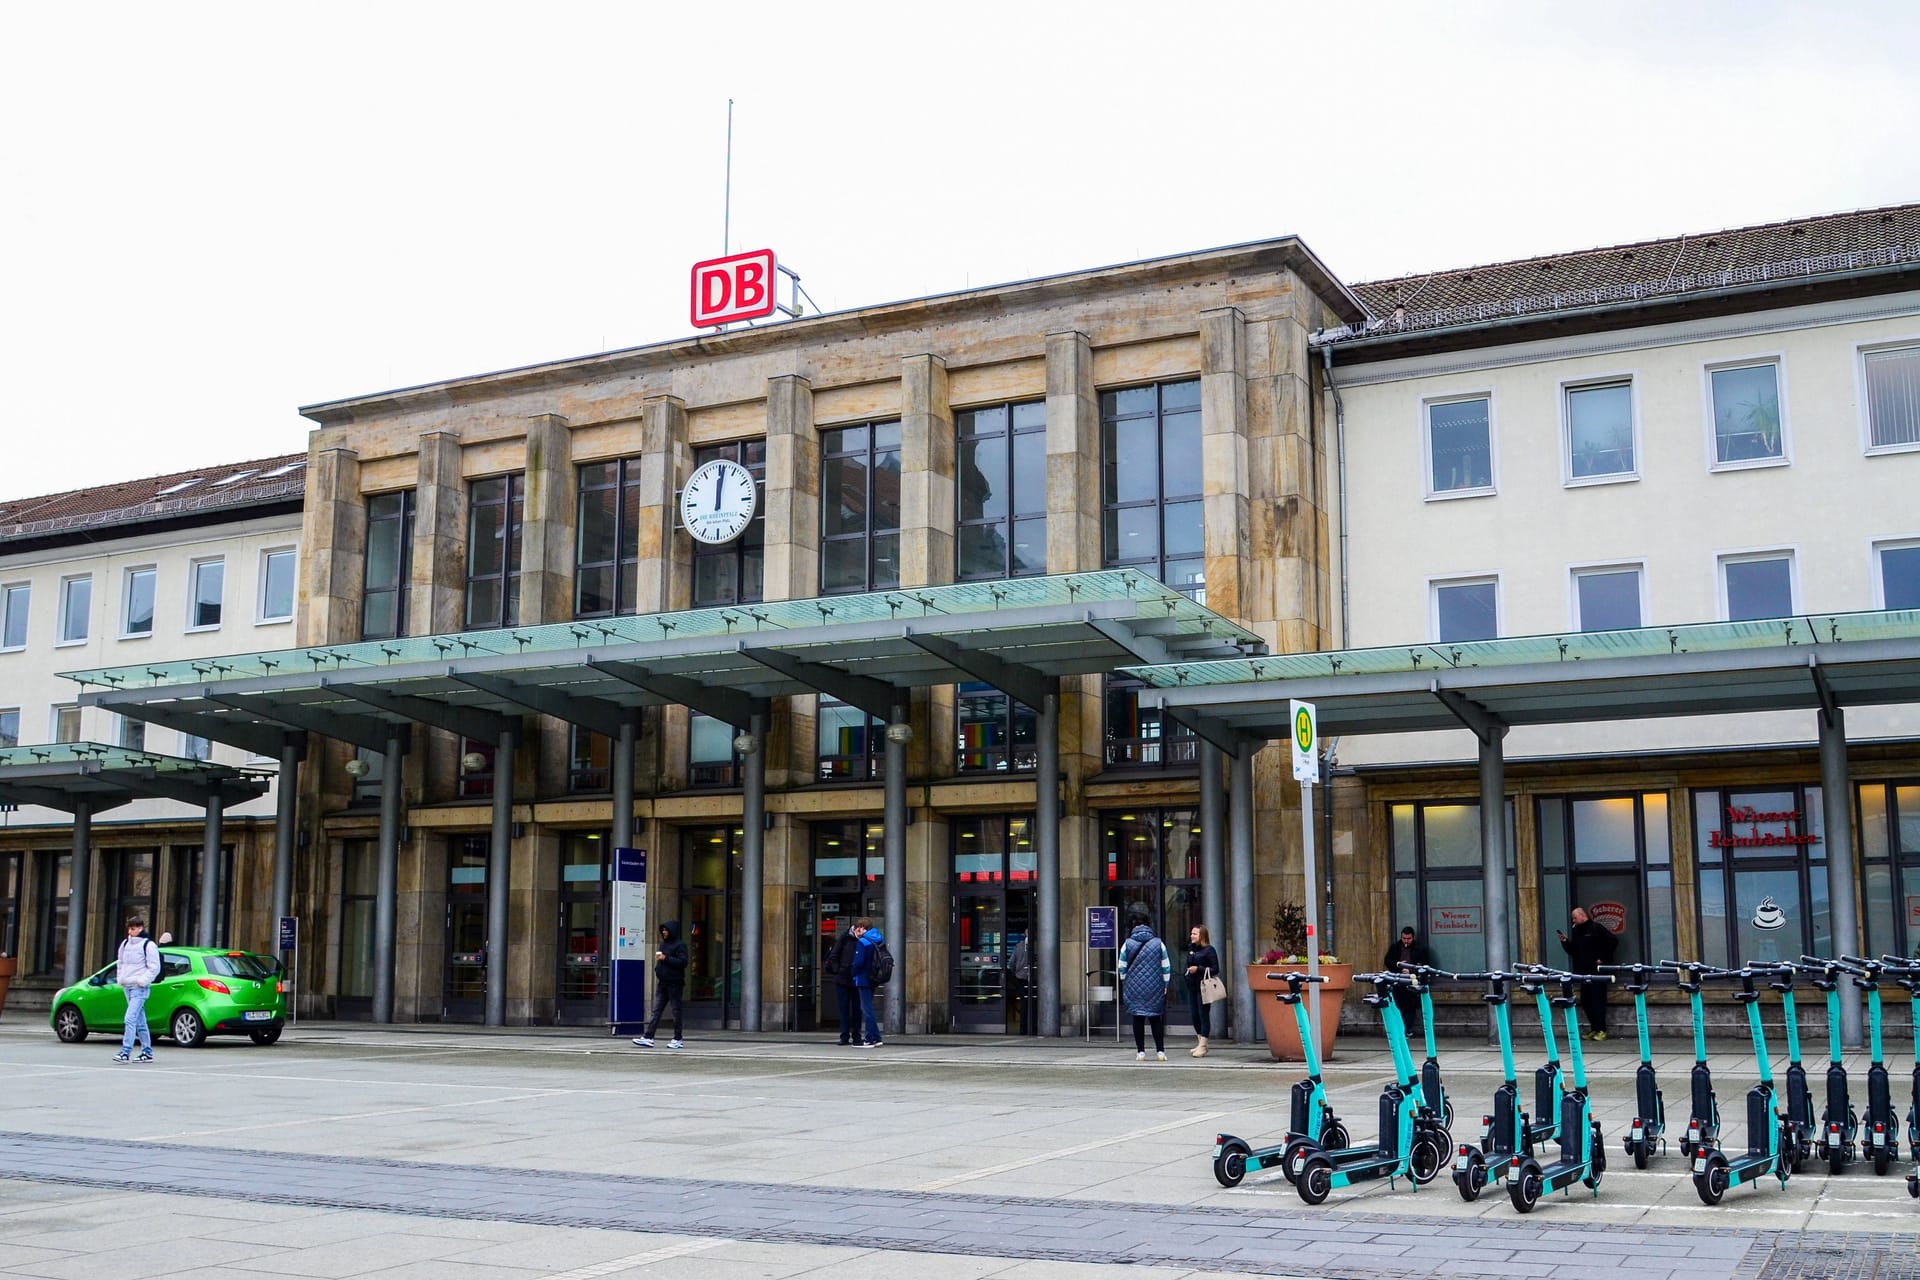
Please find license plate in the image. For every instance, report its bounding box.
[243,1010,274,1022]
[1694,1156,1710,1173]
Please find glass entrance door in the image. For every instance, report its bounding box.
[950,814,1037,1034]
[444,836,488,1022]
[556,833,608,1025]
[798,888,886,1035]
[337,841,377,1019]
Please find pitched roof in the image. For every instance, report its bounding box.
[1342,202,1920,337]
[0,453,307,544]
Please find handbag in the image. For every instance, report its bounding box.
[1200,971,1227,1004]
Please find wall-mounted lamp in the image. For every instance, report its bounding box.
[733,733,760,756]
[884,723,913,745]
[460,752,488,773]
[343,757,371,779]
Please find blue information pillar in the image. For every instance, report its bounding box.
[610,847,649,1035]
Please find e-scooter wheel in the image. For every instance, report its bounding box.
[1409,1133,1446,1185]
[1694,1151,1730,1206]
[1212,1139,1251,1188]
[1278,1139,1309,1185]
[1455,1148,1485,1202]
[1296,1153,1334,1206]
[1322,1120,1350,1151]
[1630,1138,1649,1170]
[1906,1173,1918,1198]
[1508,1159,1543,1213]
[1829,1148,1846,1176]
[1444,1099,1456,1130]
[1873,1146,1892,1177]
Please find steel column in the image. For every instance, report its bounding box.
[1228,748,1256,1042]
[883,700,908,1038]
[1479,728,1511,1040]
[1035,690,1060,1037]
[1199,745,1226,1032]
[611,717,636,853]
[1819,705,1863,1047]
[739,711,766,1032]
[372,728,404,1024]
[63,800,92,985]
[271,741,298,933]
[199,793,224,947]
[485,727,513,1027]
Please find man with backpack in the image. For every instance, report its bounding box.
[113,916,161,1064]
[850,917,892,1048]
[824,919,864,1045]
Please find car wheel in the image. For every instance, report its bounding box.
[248,1025,283,1046]
[171,1007,207,1048]
[53,1004,88,1043]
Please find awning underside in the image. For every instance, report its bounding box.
[0,744,270,813]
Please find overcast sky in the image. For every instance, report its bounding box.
[3,0,1916,499]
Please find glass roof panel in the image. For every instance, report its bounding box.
[0,741,261,777]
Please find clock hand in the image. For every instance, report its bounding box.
[713,471,726,511]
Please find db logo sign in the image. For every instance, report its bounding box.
[691,249,778,327]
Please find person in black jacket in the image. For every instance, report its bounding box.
[1557,907,1618,1040]
[632,922,690,1049]
[825,919,864,1045]
[1382,926,1432,1033]
[1183,926,1221,1058]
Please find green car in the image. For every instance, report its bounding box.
[49,947,289,1048]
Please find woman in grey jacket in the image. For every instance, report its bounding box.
[1117,917,1171,1061]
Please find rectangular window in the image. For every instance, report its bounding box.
[350,746,384,806]
[691,441,767,608]
[1565,380,1636,481]
[119,716,145,751]
[259,549,296,623]
[34,851,71,974]
[466,474,524,630]
[0,851,20,959]
[188,559,223,630]
[457,736,496,799]
[575,459,645,618]
[58,575,90,644]
[1864,344,1920,451]
[1103,675,1197,769]
[1,583,27,650]
[122,567,156,637]
[957,683,1038,774]
[688,714,739,787]
[1573,565,1643,631]
[1425,396,1493,495]
[54,705,81,743]
[0,708,17,748]
[957,401,1048,579]
[1101,380,1204,600]
[1709,362,1785,466]
[1877,540,1920,611]
[566,725,610,793]
[820,423,902,594]
[1538,793,1676,968]
[1432,577,1498,643]
[817,697,885,781]
[181,733,210,761]
[1386,800,1518,974]
[362,490,415,640]
[1721,553,1794,621]
[1858,781,1920,958]
[1693,785,1830,966]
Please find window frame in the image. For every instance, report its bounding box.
[0,850,21,959]
[819,421,902,596]
[52,704,81,744]
[574,457,646,619]
[1387,798,1519,973]
[1716,547,1798,622]
[1536,792,1676,968]
[1857,780,1920,958]
[1428,573,1502,644]
[464,473,525,631]
[1702,354,1790,472]
[185,558,224,633]
[1569,560,1647,632]
[118,715,145,751]
[1692,784,1831,967]
[361,489,416,641]
[0,707,18,750]
[689,441,768,609]
[1858,338,1920,457]
[1872,537,1920,612]
[567,724,611,793]
[1560,373,1642,487]
[56,574,91,646]
[687,713,742,788]
[1102,674,1198,771]
[180,732,211,761]
[33,851,71,974]
[955,682,1038,776]
[0,581,27,651]
[1100,380,1205,600]
[257,547,297,625]
[1422,391,1497,500]
[955,400,1049,580]
[816,695,885,782]
[120,566,157,639]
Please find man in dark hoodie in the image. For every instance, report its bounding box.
[825,918,864,1045]
[632,922,690,1049]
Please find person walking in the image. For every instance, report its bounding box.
[1183,925,1221,1058]
[113,916,161,1063]
[1382,925,1432,1034]
[632,922,689,1049]
[825,919,864,1045]
[1008,934,1034,1035]
[1557,907,1618,1040]
[851,917,888,1047]
[1118,915,1171,1062]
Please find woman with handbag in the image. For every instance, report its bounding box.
[1184,925,1223,1058]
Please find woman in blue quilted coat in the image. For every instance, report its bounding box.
[1117,916,1171,1061]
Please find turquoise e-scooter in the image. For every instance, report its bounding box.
[1505,966,1609,1213]
[1599,964,1668,1169]
[1691,965,1793,1205]
[1396,963,1456,1131]
[1882,955,1920,1198]
[1662,960,1720,1157]
[1514,967,1566,1154]
[1212,972,1347,1187]
[1839,956,1901,1174]
[1799,955,1859,1173]
[1450,969,1543,1200]
[1769,962,1814,1174]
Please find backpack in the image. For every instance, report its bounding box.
[867,939,895,986]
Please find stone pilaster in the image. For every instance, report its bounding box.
[520,414,575,626]
[1044,331,1100,574]
[907,808,950,1033]
[899,354,954,588]
[1253,282,1329,655]
[1200,307,1253,621]
[762,375,818,602]
[298,444,363,645]
[634,396,691,614]
[410,431,466,637]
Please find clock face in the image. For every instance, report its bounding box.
[680,459,757,545]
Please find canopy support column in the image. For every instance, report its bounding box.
[611,717,636,853]
[372,727,404,1024]
[199,792,224,947]
[1479,728,1511,1042]
[271,740,299,935]
[740,711,766,1032]
[486,726,514,1027]
[1035,689,1060,1037]
[1228,748,1256,1042]
[64,800,92,985]
[1199,745,1226,1033]
[883,699,908,1038]
[1820,703,1863,1047]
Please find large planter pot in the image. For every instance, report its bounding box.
[1246,963,1354,1062]
[0,955,15,1019]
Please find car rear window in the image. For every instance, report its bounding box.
[202,953,279,980]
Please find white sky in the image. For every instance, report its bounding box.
[3,0,1916,499]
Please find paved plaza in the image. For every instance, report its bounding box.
[2,1019,1917,1278]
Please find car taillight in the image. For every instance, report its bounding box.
[197,978,231,995]
[276,980,288,994]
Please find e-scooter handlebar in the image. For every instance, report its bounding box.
[1599,962,1667,993]
[1261,971,1327,984]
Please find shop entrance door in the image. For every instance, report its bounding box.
[794,890,886,1034]
[443,836,488,1022]
[952,887,1036,1033]
[556,834,609,1025]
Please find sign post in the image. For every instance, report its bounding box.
[1086,906,1119,1041]
[609,848,649,1036]
[1290,700,1322,1051]
[277,916,298,1027]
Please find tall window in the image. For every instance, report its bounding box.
[362,490,415,640]
[259,549,297,623]
[821,422,901,594]
[1538,794,1676,967]
[58,575,90,643]
[33,851,70,974]
[1103,675,1196,769]
[575,459,644,618]
[1387,800,1518,974]
[465,474,524,630]
[1103,809,1202,1026]
[107,850,156,938]
[54,706,81,743]
[187,559,223,630]
[1426,396,1493,496]
[1695,786,1830,966]
[1876,540,1920,611]
[1721,552,1794,621]
[123,568,156,637]
[1432,577,1498,642]
[1,582,27,650]
[1565,380,1636,481]
[181,733,210,761]
[350,746,384,806]
[0,708,18,749]
[1860,783,1920,960]
[692,441,766,607]
[118,716,145,751]
[957,401,1047,580]
[817,697,883,781]
[0,852,19,958]
[957,683,1036,774]
[689,714,740,787]
[1573,564,1643,631]
[1709,362,1785,466]
[457,736,496,799]
[568,726,609,793]
[682,825,745,1021]
[1102,380,1203,599]
[1863,344,1920,452]
[338,841,378,1005]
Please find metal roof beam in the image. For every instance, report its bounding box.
[585,659,760,729]
[1155,698,1252,758]
[447,671,632,737]
[1808,655,1841,725]
[88,694,298,760]
[202,694,402,755]
[1432,683,1506,745]
[323,680,516,745]
[900,628,1055,711]
[1085,617,1172,666]
[0,783,132,814]
[97,768,267,808]
[736,645,900,720]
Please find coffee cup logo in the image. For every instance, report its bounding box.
[1751,897,1787,931]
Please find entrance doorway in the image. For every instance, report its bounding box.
[804,819,886,1036]
[1101,809,1202,1030]
[556,833,608,1025]
[951,814,1037,1034]
[444,836,488,1022]
[336,840,376,1020]
[680,825,743,1029]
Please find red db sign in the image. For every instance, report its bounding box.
[691,249,778,327]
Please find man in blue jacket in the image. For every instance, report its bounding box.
[850,917,886,1048]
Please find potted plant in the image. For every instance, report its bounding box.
[1244,902,1353,1062]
